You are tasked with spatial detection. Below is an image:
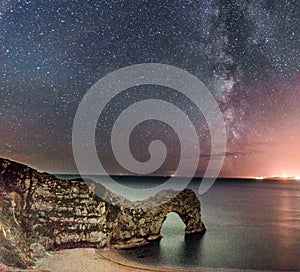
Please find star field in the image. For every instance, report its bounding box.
[0,0,299,176]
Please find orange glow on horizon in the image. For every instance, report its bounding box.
[267,174,300,181]
[252,174,300,181]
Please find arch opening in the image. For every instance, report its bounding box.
[161,212,186,238]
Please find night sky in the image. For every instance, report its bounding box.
[0,0,300,177]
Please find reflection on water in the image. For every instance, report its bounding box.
[160,212,185,263]
[158,212,185,266]
[274,186,300,266]
[120,179,300,270]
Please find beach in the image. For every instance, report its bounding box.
[35,248,262,272]
[35,248,201,272]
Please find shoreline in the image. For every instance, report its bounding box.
[35,248,201,272]
[32,248,266,272]
[0,247,273,272]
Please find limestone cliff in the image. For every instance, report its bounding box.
[0,158,205,268]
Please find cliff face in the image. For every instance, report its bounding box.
[0,158,205,268]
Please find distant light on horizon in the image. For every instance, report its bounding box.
[268,174,300,181]
[255,176,265,180]
[253,174,300,181]
[280,174,289,179]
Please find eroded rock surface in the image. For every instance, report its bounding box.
[0,158,205,268]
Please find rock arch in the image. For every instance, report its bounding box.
[155,189,206,236]
[111,189,206,248]
[0,158,206,266]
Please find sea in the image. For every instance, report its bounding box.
[56,175,300,271]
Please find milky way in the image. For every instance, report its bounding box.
[0,0,299,176]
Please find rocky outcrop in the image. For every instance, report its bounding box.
[0,213,35,268]
[0,158,206,268]
[110,189,205,249]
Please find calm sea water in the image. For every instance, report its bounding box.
[56,175,300,271]
[119,179,300,271]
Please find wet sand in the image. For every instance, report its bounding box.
[36,248,196,272]
[0,248,265,272]
[34,248,263,272]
